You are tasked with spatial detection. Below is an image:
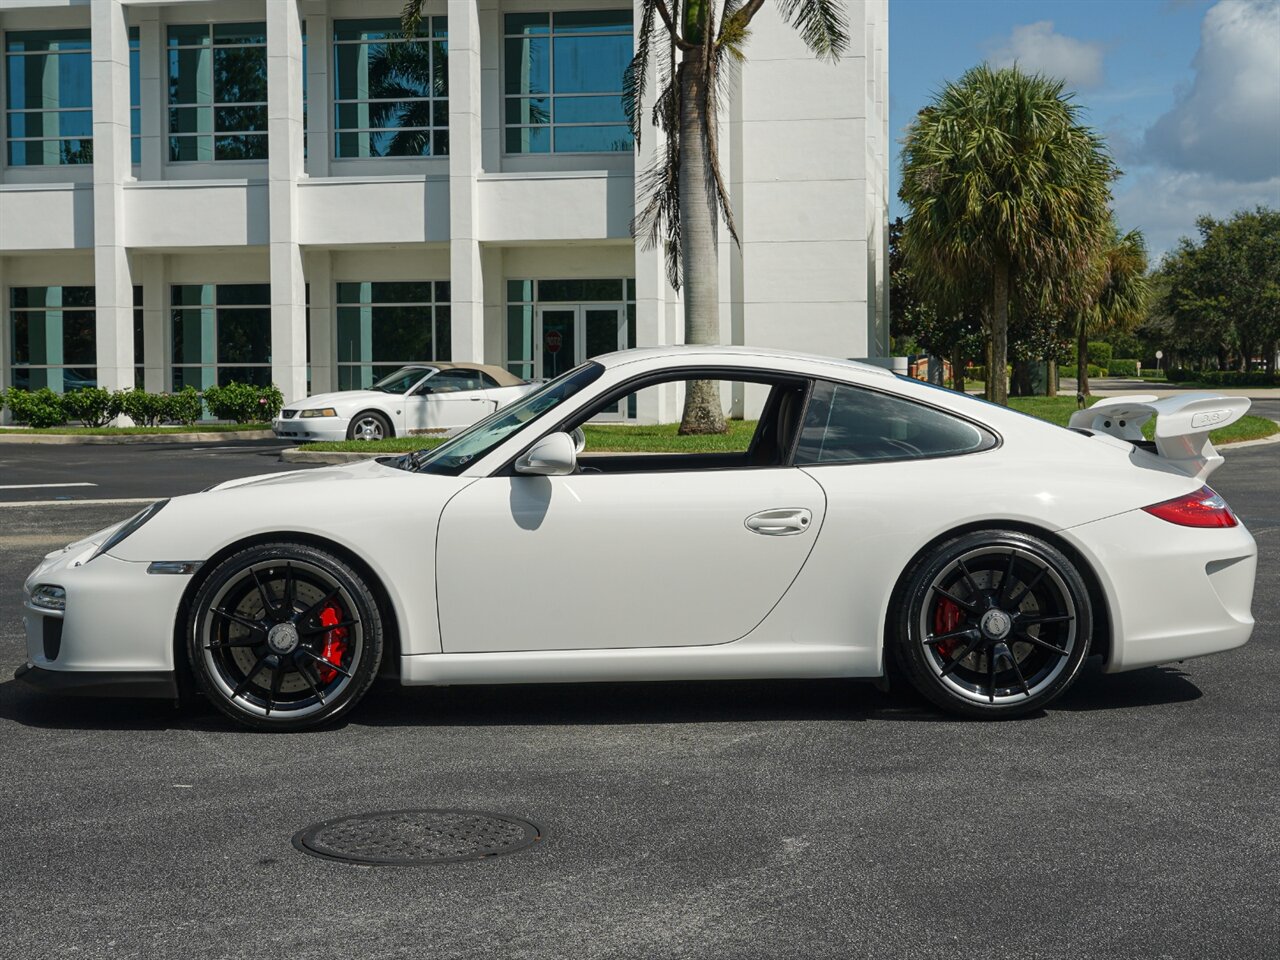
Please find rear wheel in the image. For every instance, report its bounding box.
[186,542,383,731]
[892,530,1092,718]
[347,411,391,441]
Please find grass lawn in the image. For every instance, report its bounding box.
[0,422,271,435]
[304,395,1278,455]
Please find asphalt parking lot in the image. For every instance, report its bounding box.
[0,436,1277,960]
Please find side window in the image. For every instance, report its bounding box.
[794,381,995,464]
[477,371,501,388]
[425,370,486,393]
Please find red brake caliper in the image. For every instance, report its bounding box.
[934,597,963,659]
[316,605,348,684]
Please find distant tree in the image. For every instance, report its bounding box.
[1159,208,1280,375]
[1073,222,1150,401]
[899,64,1116,404]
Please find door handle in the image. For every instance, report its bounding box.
[745,508,813,536]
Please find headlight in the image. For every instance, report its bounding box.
[29,584,66,611]
[300,408,338,418]
[88,499,169,563]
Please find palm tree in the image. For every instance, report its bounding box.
[404,0,850,433]
[899,64,1116,405]
[1074,222,1150,402]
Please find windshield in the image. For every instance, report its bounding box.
[372,366,434,394]
[411,362,604,474]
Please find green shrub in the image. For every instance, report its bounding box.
[1193,370,1278,387]
[164,386,204,425]
[61,387,122,427]
[1088,341,1113,367]
[202,381,283,423]
[1060,364,1107,379]
[5,388,67,428]
[1108,359,1139,378]
[117,388,168,427]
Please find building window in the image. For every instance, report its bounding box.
[504,11,633,155]
[170,283,271,390]
[4,30,93,166]
[130,28,141,164]
[332,18,448,159]
[133,285,144,388]
[336,281,450,389]
[167,22,268,161]
[8,286,96,391]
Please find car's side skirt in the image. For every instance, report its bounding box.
[399,643,875,686]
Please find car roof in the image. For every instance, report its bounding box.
[590,345,896,379]
[401,362,525,386]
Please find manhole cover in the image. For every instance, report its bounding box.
[291,809,543,866]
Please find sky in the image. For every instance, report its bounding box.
[888,0,1280,261]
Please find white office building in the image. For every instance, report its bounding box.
[0,0,888,421]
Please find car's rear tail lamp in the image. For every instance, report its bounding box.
[1143,486,1238,528]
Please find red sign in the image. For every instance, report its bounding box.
[545,329,563,354]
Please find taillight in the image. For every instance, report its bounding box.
[1143,485,1238,528]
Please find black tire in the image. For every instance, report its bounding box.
[891,529,1093,719]
[347,411,392,441]
[186,542,384,731]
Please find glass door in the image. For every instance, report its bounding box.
[535,307,577,380]
[581,305,626,419]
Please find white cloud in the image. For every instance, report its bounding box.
[988,21,1106,90]
[1143,0,1280,183]
[1112,167,1280,262]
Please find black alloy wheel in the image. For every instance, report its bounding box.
[892,530,1093,718]
[186,542,383,731]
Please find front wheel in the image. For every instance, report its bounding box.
[891,530,1093,719]
[186,542,384,731]
[347,411,392,441]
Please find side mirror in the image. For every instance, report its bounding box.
[570,426,586,454]
[514,432,577,476]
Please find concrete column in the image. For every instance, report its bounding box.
[304,12,331,178]
[91,0,135,393]
[137,7,163,181]
[267,0,308,402]
[447,0,484,362]
[141,254,166,393]
[304,249,334,395]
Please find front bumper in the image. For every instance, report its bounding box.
[272,415,349,442]
[22,544,194,691]
[1062,508,1257,672]
[14,662,177,699]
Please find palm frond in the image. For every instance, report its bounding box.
[400,0,425,37]
[624,1,661,147]
[776,0,851,61]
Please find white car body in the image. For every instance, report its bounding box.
[18,347,1257,720]
[271,363,537,442]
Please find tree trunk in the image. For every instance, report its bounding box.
[676,50,725,435]
[1047,360,1057,396]
[991,259,1010,405]
[1076,319,1090,407]
[951,345,965,394]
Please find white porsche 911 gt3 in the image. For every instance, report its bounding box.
[18,347,1257,730]
[271,362,536,442]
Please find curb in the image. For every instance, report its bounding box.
[0,429,275,445]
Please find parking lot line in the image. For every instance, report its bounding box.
[0,482,97,490]
[0,497,158,509]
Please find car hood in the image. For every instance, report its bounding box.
[281,390,396,413]
[108,458,473,564]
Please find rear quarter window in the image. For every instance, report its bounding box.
[794,381,997,464]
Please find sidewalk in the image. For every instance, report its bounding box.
[1063,377,1280,400]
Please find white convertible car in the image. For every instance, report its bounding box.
[271,362,536,442]
[18,347,1257,730]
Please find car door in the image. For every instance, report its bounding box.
[405,369,497,432]
[435,399,827,653]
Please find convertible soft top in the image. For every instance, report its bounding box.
[416,362,526,387]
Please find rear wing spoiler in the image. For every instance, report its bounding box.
[1067,392,1251,481]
